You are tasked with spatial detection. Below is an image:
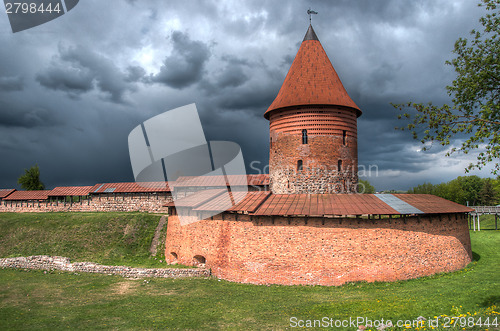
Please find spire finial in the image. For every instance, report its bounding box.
[307,8,318,24]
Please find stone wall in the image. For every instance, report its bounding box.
[0,255,210,278]
[0,193,172,213]
[269,106,358,194]
[165,212,472,286]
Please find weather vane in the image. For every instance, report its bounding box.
[307,8,318,24]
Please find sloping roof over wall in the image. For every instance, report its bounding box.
[393,194,473,214]
[0,189,16,199]
[169,192,473,216]
[174,174,269,188]
[3,190,51,201]
[48,186,94,197]
[252,193,400,216]
[174,189,226,208]
[227,191,271,213]
[194,191,254,212]
[90,182,171,194]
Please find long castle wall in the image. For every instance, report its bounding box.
[165,212,472,286]
[0,193,172,213]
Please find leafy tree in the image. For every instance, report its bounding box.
[479,178,497,205]
[439,175,483,205]
[407,182,435,194]
[441,179,466,204]
[358,179,376,193]
[17,164,45,190]
[407,175,490,205]
[393,0,500,175]
[493,176,500,204]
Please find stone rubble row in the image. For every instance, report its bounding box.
[0,255,210,278]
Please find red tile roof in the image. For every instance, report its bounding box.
[247,174,269,186]
[3,190,51,201]
[227,191,271,213]
[174,189,226,208]
[252,194,399,216]
[173,192,472,216]
[174,174,269,188]
[393,194,474,214]
[194,191,249,212]
[48,186,93,197]
[264,25,360,119]
[0,189,16,199]
[90,182,171,194]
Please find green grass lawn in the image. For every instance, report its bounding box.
[0,213,498,330]
[0,212,169,268]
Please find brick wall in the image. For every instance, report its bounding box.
[165,212,472,286]
[0,193,172,213]
[269,106,358,194]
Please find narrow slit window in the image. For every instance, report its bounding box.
[338,160,342,172]
[343,130,347,145]
[297,160,303,172]
[302,129,308,144]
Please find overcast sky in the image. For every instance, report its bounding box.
[0,0,495,191]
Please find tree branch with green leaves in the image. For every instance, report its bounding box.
[393,0,499,175]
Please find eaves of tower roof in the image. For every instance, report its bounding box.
[264,25,361,119]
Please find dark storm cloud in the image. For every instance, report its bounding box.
[220,55,251,67]
[0,101,60,128]
[215,80,280,112]
[0,76,24,91]
[332,0,429,22]
[214,66,248,89]
[199,55,254,94]
[201,53,286,115]
[37,45,141,103]
[151,31,211,89]
[125,66,146,83]
[36,66,94,97]
[0,0,490,191]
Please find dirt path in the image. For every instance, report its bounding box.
[150,215,167,256]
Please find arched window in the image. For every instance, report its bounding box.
[343,130,347,145]
[338,160,343,172]
[302,129,308,144]
[297,160,303,171]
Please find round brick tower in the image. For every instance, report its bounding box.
[265,25,362,194]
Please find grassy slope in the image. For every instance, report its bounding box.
[0,213,498,330]
[0,212,168,268]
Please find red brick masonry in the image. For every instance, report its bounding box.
[165,212,472,286]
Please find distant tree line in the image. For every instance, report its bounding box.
[407,175,500,206]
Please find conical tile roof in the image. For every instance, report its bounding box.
[264,25,361,119]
